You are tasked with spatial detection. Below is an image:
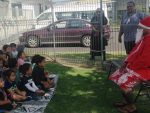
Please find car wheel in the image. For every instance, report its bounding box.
[81,35,91,47]
[27,36,39,48]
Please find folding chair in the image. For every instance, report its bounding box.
[134,81,150,103]
[107,60,150,103]
[107,60,122,79]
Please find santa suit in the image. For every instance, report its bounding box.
[110,34,150,91]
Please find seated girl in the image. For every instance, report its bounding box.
[19,63,45,98]
[31,55,41,69]
[32,55,54,90]
[0,75,15,111]
[17,51,26,67]
[4,69,27,102]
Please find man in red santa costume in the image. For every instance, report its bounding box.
[109,16,150,113]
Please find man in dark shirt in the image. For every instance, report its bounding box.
[118,1,147,54]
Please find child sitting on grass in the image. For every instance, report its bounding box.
[17,51,26,67]
[31,55,41,69]
[19,63,45,99]
[32,55,54,91]
[4,69,27,102]
[0,75,15,111]
[8,58,20,85]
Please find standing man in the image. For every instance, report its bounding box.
[90,8,108,60]
[118,1,147,54]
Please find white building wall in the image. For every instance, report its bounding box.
[0,1,11,18]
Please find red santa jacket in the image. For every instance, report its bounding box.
[125,34,150,80]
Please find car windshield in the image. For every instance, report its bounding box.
[37,12,52,21]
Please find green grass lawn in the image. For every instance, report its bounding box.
[44,63,150,113]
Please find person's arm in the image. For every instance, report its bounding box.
[118,25,124,43]
[118,15,124,43]
[25,81,39,92]
[91,16,97,31]
[31,81,39,91]
[0,100,11,105]
[15,88,24,96]
[103,15,108,25]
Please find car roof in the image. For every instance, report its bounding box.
[54,18,91,24]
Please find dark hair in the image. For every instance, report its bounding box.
[2,44,10,52]
[10,43,16,48]
[17,51,24,58]
[31,55,41,64]
[3,69,15,78]
[0,50,3,55]
[0,75,2,79]
[127,1,135,6]
[19,63,31,75]
[8,58,17,69]
[33,55,45,65]
[17,45,25,53]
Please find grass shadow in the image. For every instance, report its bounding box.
[44,63,123,113]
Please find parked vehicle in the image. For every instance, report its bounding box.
[19,18,92,48]
[33,3,108,29]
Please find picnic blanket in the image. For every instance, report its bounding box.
[10,74,59,113]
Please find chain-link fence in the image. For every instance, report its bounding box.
[0,0,150,66]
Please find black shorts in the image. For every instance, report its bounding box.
[124,41,135,54]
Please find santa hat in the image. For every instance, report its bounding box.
[139,16,150,30]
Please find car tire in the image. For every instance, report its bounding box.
[27,36,40,48]
[81,35,91,47]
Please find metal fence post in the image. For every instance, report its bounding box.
[50,0,56,62]
[100,0,104,68]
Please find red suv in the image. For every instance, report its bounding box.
[19,18,92,47]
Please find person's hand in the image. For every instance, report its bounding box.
[3,67,9,70]
[45,72,49,78]
[36,89,45,95]
[21,91,26,96]
[118,36,122,43]
[43,82,50,89]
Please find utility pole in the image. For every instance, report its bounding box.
[100,0,104,68]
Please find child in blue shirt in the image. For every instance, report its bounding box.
[4,69,27,102]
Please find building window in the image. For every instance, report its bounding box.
[12,3,23,17]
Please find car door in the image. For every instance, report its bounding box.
[65,19,84,43]
[53,20,67,43]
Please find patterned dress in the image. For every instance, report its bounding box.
[110,34,150,91]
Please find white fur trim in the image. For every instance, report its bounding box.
[139,23,150,30]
